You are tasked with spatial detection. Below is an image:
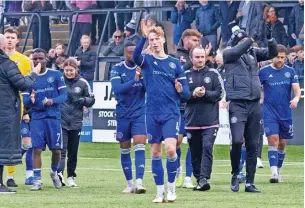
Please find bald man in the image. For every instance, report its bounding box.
[0,34,41,194]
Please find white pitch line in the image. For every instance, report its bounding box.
[54,167,304,178]
[76,157,304,165]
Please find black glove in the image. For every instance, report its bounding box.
[266,22,272,40]
[75,97,85,106]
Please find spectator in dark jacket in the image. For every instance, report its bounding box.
[170,0,194,50]
[218,1,240,45]
[103,30,125,57]
[196,1,221,52]
[257,6,288,47]
[299,25,304,41]
[293,45,304,82]
[123,20,140,45]
[0,34,40,193]
[74,35,96,88]
[185,46,223,191]
[23,0,53,52]
[235,1,263,37]
[57,58,94,187]
[69,0,97,55]
[289,0,304,46]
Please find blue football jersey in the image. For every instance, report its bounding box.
[21,69,67,120]
[110,61,145,119]
[259,64,299,121]
[138,54,189,115]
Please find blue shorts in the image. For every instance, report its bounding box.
[30,119,63,150]
[179,110,185,136]
[146,114,180,144]
[263,119,293,139]
[20,121,31,138]
[116,114,146,142]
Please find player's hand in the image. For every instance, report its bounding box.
[135,67,142,81]
[175,79,183,93]
[30,89,35,104]
[44,98,53,106]
[22,114,30,123]
[236,12,243,18]
[291,33,297,40]
[32,62,41,74]
[290,97,299,109]
[75,97,85,106]
[195,86,205,97]
[141,19,150,38]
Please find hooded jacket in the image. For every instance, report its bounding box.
[61,74,95,130]
[0,50,37,165]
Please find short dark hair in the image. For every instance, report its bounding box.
[189,46,205,58]
[4,27,19,38]
[181,29,201,40]
[294,45,304,53]
[124,42,136,49]
[33,48,47,56]
[288,47,296,54]
[277,44,288,55]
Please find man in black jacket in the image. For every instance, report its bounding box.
[74,35,96,89]
[185,46,224,191]
[0,34,41,193]
[223,26,278,193]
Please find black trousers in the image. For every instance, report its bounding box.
[257,121,264,158]
[229,100,261,184]
[70,23,92,55]
[187,127,218,181]
[58,129,81,178]
[32,19,51,52]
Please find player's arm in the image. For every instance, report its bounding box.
[110,67,138,94]
[51,73,67,104]
[254,38,278,62]
[258,68,266,104]
[204,70,224,102]
[176,64,191,99]
[290,70,301,108]
[223,38,253,63]
[132,37,148,68]
[82,79,95,108]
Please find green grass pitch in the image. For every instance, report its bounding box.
[0,143,303,208]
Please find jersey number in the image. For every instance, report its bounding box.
[57,133,61,143]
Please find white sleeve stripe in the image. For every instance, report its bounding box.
[21,92,30,95]
[79,78,93,94]
[58,86,67,90]
[110,77,121,81]
[177,77,186,80]
[209,68,225,99]
[139,56,145,68]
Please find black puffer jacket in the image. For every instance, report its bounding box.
[173,42,192,71]
[0,50,37,165]
[223,38,278,101]
[61,75,95,130]
[74,47,96,81]
[184,67,224,127]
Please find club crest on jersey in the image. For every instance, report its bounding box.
[169,62,176,69]
[285,72,291,78]
[61,76,64,81]
[47,77,55,83]
[21,128,28,135]
[74,87,81,93]
[294,75,298,80]
[116,132,123,139]
[204,77,211,83]
[230,116,238,124]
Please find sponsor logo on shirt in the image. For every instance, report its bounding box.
[35,87,54,94]
[189,77,193,84]
[153,70,175,79]
[269,81,290,86]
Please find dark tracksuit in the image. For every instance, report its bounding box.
[223,38,278,184]
[58,75,95,177]
[184,67,224,181]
